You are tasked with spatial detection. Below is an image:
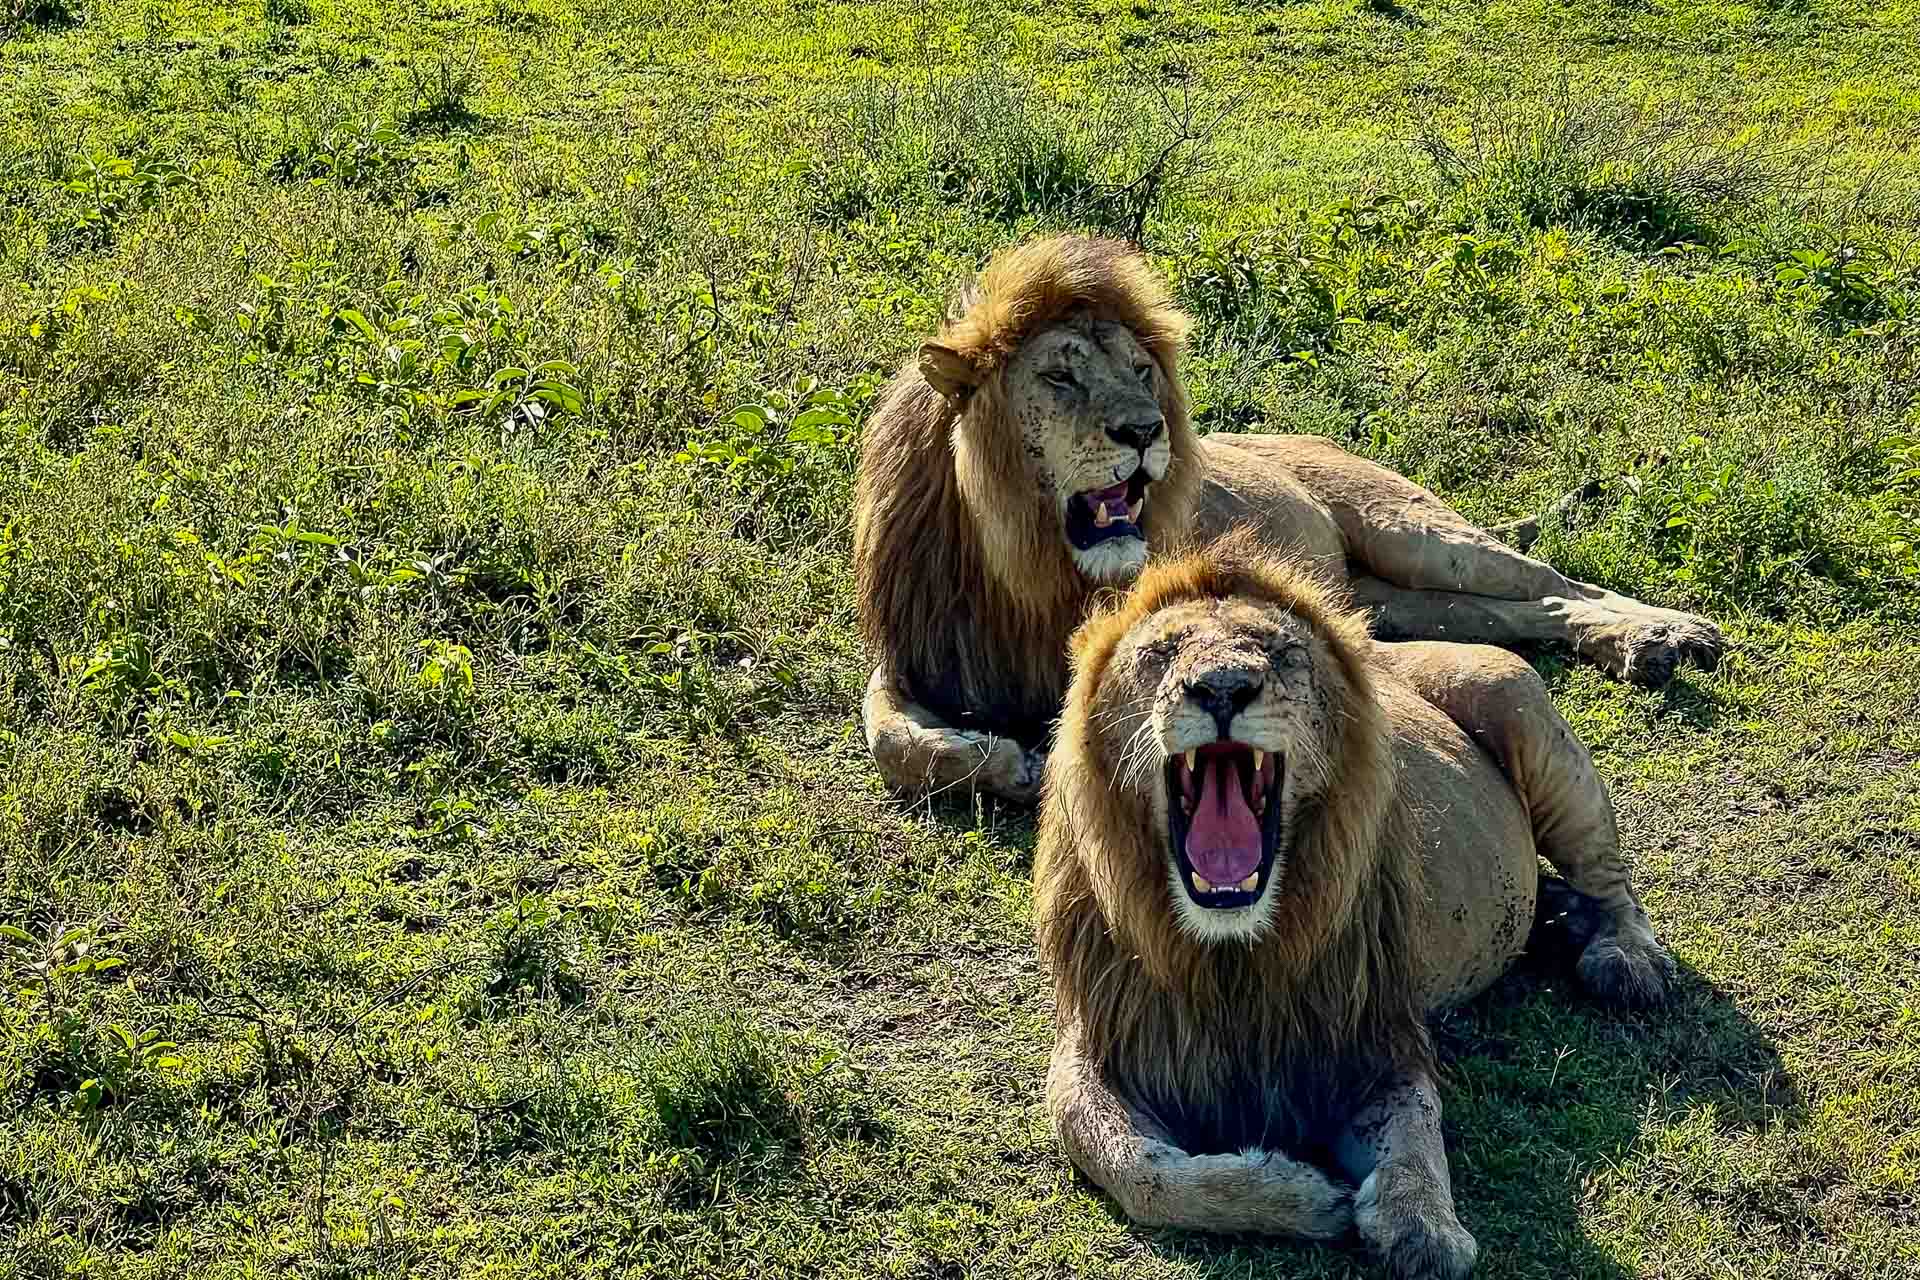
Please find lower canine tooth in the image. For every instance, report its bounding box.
[1127,499,1143,521]
[1238,874,1259,891]
[1093,503,1112,528]
[1193,874,1214,893]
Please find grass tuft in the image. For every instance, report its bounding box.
[401,43,482,133]
[807,69,1235,240]
[2,0,80,29]
[1418,72,1802,247]
[647,1013,799,1165]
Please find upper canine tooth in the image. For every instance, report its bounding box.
[1253,749,1265,772]
[1184,749,1197,772]
[1238,873,1259,892]
[1094,503,1112,528]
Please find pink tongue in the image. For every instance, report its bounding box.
[1086,482,1130,520]
[1185,756,1262,885]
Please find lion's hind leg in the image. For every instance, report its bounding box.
[1273,435,1724,687]
[1376,641,1675,1008]
[1047,1030,1353,1238]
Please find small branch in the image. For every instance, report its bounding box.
[1489,477,1606,552]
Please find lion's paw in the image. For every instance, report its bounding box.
[1173,1148,1353,1239]
[1577,929,1676,1009]
[1014,746,1049,797]
[1574,607,1725,689]
[1383,1216,1479,1280]
[1357,1172,1477,1280]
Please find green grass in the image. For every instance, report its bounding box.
[2,0,1919,1276]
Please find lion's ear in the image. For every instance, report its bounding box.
[918,342,979,404]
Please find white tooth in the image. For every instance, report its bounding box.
[1253,749,1265,772]
[1185,749,1197,772]
[1239,874,1259,892]
[1127,499,1143,522]
[1094,503,1112,528]
[1193,874,1214,894]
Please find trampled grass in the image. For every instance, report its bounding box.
[1,0,1918,1276]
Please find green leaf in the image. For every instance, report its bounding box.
[336,309,378,341]
[0,925,32,945]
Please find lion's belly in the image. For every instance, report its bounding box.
[1192,436,1348,577]
[1375,681,1539,1012]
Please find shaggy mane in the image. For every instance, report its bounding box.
[852,234,1205,746]
[1033,529,1433,1154]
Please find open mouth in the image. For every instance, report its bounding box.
[1164,743,1284,909]
[1064,470,1150,551]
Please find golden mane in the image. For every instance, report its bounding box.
[1033,529,1433,1153]
[852,234,1205,745]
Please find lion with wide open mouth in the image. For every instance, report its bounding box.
[1034,530,1673,1279]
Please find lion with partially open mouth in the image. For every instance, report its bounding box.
[856,234,1723,804]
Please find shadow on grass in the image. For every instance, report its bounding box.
[1077,953,1794,1279]
[1535,650,1736,734]
[1433,952,1797,1278]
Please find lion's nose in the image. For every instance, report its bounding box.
[1182,667,1262,739]
[1104,415,1164,454]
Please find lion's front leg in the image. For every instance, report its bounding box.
[1336,1070,1478,1280]
[862,665,1043,803]
[1048,1030,1353,1239]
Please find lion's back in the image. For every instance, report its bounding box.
[1190,436,1348,578]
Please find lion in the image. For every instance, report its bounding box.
[1033,531,1673,1279]
[854,234,1723,802]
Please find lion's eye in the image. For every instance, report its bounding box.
[1138,638,1179,664]
[1041,369,1075,389]
[1134,363,1153,386]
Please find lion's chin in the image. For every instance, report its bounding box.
[1071,537,1149,584]
[1165,860,1281,943]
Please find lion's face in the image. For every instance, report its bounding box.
[998,314,1171,585]
[1088,595,1342,944]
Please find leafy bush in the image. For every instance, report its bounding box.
[266,109,414,199]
